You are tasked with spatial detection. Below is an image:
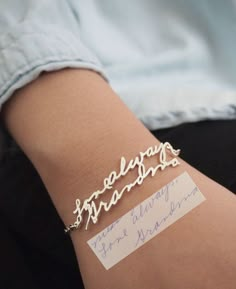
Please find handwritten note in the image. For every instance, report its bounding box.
[87,172,206,270]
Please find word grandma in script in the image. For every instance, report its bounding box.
[72,142,180,230]
[87,172,206,270]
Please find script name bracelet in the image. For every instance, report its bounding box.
[64,142,180,234]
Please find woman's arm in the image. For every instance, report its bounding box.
[2,69,236,289]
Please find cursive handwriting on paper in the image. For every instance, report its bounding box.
[87,172,206,270]
[134,186,198,248]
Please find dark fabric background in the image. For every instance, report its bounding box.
[0,120,236,289]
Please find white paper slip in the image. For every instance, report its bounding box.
[87,172,206,270]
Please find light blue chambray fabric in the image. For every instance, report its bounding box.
[1,0,236,130]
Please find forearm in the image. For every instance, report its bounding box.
[2,69,236,289]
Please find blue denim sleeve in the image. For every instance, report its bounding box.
[0,0,107,111]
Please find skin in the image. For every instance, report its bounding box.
[2,69,236,289]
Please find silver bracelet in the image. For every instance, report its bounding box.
[64,142,180,234]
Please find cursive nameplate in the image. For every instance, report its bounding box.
[87,172,206,270]
[65,142,180,233]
